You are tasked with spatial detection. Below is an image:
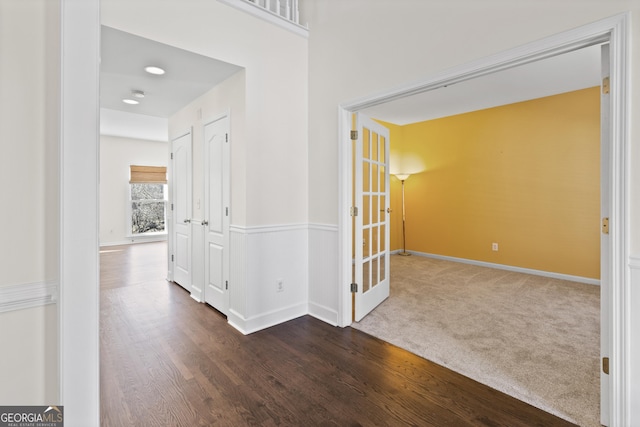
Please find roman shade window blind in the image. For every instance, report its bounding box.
[129,165,167,184]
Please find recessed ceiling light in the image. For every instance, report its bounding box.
[144,66,165,75]
[132,90,145,98]
[122,98,139,105]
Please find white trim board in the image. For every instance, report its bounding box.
[307,302,338,326]
[0,281,58,314]
[228,303,307,335]
[308,223,339,232]
[60,0,100,424]
[99,235,168,247]
[396,250,600,286]
[230,223,338,233]
[230,223,309,234]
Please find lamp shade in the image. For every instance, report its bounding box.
[394,173,410,181]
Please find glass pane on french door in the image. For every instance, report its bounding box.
[362,131,387,293]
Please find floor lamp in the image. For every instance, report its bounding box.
[394,174,411,256]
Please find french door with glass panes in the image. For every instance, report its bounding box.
[353,113,390,322]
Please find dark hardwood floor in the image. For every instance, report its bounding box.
[100,242,577,426]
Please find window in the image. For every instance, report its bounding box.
[129,165,167,235]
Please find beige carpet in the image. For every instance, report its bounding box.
[351,254,600,427]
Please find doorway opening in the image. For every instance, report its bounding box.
[98,26,239,308]
[339,14,629,426]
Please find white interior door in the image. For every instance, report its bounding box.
[600,43,611,427]
[172,132,192,291]
[353,113,391,322]
[203,116,230,314]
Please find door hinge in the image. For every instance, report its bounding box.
[225,207,229,216]
[350,130,358,140]
[602,77,610,94]
[171,254,174,262]
[350,283,358,293]
[603,357,609,375]
[225,133,229,143]
[602,217,609,234]
[171,203,174,211]
[171,153,173,159]
[350,206,358,216]
[225,280,228,290]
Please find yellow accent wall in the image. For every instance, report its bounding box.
[387,87,600,279]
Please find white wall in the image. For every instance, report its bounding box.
[0,305,58,405]
[0,0,60,287]
[100,135,168,245]
[0,0,60,405]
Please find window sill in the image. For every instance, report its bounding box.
[127,232,168,241]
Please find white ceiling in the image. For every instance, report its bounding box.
[100,108,169,142]
[363,44,602,125]
[99,26,242,140]
[100,25,602,140]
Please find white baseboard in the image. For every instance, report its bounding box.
[308,302,338,326]
[0,281,58,314]
[100,240,134,247]
[228,303,307,335]
[396,250,600,286]
[100,235,167,247]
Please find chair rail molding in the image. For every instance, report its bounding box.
[0,281,58,314]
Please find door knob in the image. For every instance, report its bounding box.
[201,220,208,226]
[183,219,191,224]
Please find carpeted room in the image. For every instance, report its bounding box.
[353,86,601,427]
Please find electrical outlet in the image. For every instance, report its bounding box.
[492,243,499,251]
[276,278,284,293]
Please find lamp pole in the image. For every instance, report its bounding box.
[395,174,411,256]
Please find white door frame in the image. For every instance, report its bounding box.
[600,42,612,425]
[59,0,100,424]
[338,13,629,425]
